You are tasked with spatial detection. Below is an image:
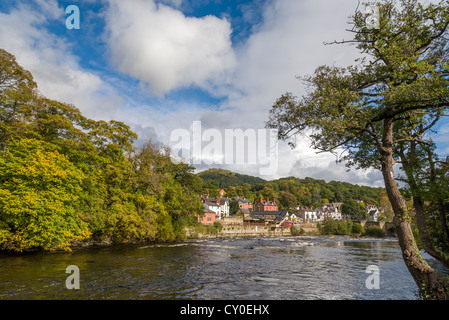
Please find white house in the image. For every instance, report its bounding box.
[366,204,379,222]
[297,207,319,222]
[201,195,230,219]
[297,205,344,222]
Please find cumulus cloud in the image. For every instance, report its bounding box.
[0,0,392,187]
[104,0,236,96]
[180,0,381,185]
[0,3,124,119]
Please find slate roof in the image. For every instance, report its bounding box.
[250,210,288,222]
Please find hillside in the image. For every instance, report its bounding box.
[197,168,266,187]
[196,168,386,209]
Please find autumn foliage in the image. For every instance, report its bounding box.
[0,49,203,252]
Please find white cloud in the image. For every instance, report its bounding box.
[0,0,390,187]
[104,0,236,96]
[34,0,64,20]
[0,3,126,120]
[181,0,381,185]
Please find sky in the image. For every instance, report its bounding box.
[0,0,447,187]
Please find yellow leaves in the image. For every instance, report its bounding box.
[0,139,90,252]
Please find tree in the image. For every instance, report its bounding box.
[342,199,367,220]
[311,188,321,206]
[229,200,240,215]
[378,191,394,221]
[0,49,207,250]
[0,49,37,149]
[0,139,90,251]
[278,191,297,211]
[267,0,449,299]
[396,141,449,267]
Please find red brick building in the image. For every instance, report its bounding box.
[197,209,217,225]
[254,197,278,211]
[233,196,253,210]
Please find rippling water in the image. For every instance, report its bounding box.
[1,236,448,300]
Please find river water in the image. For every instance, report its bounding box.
[1,236,448,300]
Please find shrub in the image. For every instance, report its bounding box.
[351,223,365,235]
[290,226,304,236]
[364,226,386,237]
[320,217,353,235]
[321,216,338,235]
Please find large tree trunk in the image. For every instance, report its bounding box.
[380,118,449,300]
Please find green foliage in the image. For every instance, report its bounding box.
[364,226,387,238]
[342,199,367,220]
[0,139,90,251]
[351,223,365,235]
[320,216,354,235]
[290,225,304,236]
[193,221,223,236]
[229,200,240,215]
[197,168,266,188]
[0,49,203,252]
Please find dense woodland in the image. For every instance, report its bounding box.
[0,49,203,252]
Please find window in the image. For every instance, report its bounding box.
[207,215,212,222]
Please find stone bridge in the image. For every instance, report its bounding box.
[357,220,396,236]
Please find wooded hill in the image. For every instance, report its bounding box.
[197,168,266,187]
[197,168,388,210]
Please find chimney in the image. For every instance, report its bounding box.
[272,198,276,204]
[258,196,262,202]
[216,196,220,204]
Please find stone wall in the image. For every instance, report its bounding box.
[297,222,319,235]
[219,216,291,236]
[220,223,292,237]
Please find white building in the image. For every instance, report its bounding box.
[297,207,319,222]
[201,196,230,219]
[366,204,379,222]
[297,205,344,222]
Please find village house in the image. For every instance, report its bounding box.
[366,204,379,222]
[197,204,217,225]
[296,206,318,222]
[254,197,278,211]
[296,204,344,222]
[320,204,343,221]
[249,210,290,226]
[232,196,253,210]
[200,194,230,220]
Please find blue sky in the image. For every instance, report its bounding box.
[0,0,447,187]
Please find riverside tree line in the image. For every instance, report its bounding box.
[0,49,203,252]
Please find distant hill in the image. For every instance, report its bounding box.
[197,168,266,188]
[196,168,385,207]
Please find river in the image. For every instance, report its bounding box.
[1,236,448,300]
